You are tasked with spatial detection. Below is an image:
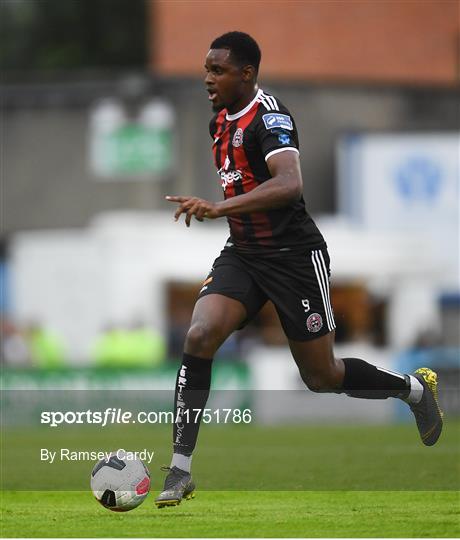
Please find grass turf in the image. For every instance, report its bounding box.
[1,490,459,537]
[1,422,459,537]
[2,422,460,491]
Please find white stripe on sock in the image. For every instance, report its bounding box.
[405,375,424,404]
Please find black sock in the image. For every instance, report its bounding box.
[341,357,409,399]
[173,352,213,456]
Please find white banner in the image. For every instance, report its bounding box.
[338,133,459,234]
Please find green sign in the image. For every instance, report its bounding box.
[95,124,173,176]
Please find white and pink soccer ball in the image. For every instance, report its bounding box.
[91,451,150,511]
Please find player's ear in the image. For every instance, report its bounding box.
[241,65,256,82]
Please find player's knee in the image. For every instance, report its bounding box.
[303,375,327,393]
[184,322,220,357]
[301,371,341,393]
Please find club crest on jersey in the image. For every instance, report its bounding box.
[306,313,323,333]
[232,128,244,147]
[262,113,293,131]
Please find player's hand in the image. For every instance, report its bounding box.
[165,196,221,227]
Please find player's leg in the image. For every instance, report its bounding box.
[155,294,246,508]
[183,293,247,358]
[171,253,266,465]
[289,333,410,398]
[260,246,442,446]
[288,334,443,445]
[156,253,267,507]
[172,293,247,461]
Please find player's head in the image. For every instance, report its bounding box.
[205,31,261,112]
[210,32,261,74]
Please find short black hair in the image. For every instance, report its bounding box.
[210,31,261,73]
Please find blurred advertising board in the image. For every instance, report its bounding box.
[89,99,174,179]
[337,132,459,236]
[1,362,249,393]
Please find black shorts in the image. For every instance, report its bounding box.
[198,246,336,342]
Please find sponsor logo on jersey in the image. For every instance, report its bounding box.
[232,128,244,147]
[306,313,323,333]
[262,113,293,131]
[218,154,243,191]
[219,169,243,191]
[278,133,291,145]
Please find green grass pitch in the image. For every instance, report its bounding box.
[1,422,459,537]
[2,490,459,538]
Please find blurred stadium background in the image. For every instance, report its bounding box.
[1,0,459,425]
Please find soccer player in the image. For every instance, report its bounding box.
[155,31,443,508]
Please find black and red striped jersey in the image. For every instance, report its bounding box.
[209,88,325,255]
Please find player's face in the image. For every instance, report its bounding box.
[204,49,247,112]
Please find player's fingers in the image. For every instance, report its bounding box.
[166,195,189,203]
[195,206,208,222]
[185,202,201,227]
[174,204,188,222]
[176,197,200,222]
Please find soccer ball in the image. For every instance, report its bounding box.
[91,451,150,511]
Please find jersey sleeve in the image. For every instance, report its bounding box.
[254,103,299,161]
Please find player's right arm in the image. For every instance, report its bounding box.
[167,100,303,225]
[218,100,303,215]
[165,150,302,225]
[215,149,302,215]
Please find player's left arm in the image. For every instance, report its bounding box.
[166,150,302,226]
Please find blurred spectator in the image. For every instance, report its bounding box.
[24,321,66,368]
[92,326,130,366]
[1,319,31,366]
[128,320,166,367]
[92,322,165,367]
